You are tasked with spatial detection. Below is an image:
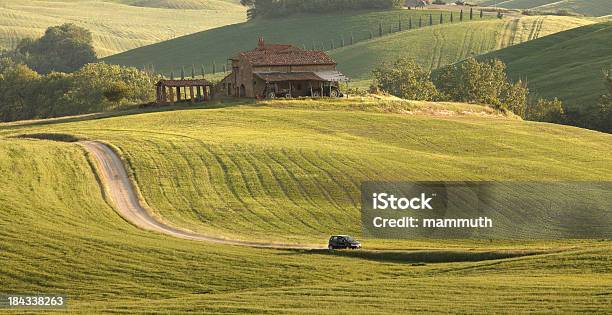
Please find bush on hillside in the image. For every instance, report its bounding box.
[3,24,97,74]
[0,62,157,122]
[241,0,402,19]
[372,58,439,101]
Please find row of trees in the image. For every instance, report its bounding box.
[0,59,156,122]
[372,57,563,124]
[0,24,156,122]
[240,0,403,19]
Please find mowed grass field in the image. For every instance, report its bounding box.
[103,9,494,74]
[478,0,612,17]
[0,100,611,312]
[0,0,245,57]
[331,15,592,81]
[479,21,612,110]
[2,98,611,243]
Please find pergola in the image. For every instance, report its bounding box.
[155,79,213,104]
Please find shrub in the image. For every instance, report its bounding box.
[372,57,439,101]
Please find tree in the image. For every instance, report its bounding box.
[460,9,464,21]
[372,57,439,101]
[470,8,473,20]
[379,21,383,36]
[11,24,96,74]
[526,98,565,123]
[429,14,433,26]
[103,81,130,103]
[595,68,612,132]
[440,13,443,24]
[435,58,528,115]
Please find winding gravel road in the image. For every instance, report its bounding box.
[80,141,324,250]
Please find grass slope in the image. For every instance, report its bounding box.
[102,9,491,74]
[1,100,611,312]
[0,0,245,57]
[330,15,592,81]
[478,21,612,110]
[479,0,612,17]
[3,99,610,243]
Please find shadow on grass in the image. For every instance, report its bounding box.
[13,133,83,142]
[289,249,547,264]
[0,98,256,131]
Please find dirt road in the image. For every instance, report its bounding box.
[80,141,324,250]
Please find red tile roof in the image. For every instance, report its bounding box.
[233,40,336,66]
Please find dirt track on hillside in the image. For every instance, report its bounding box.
[80,141,324,250]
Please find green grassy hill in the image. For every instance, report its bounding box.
[478,0,612,17]
[1,100,611,312]
[0,0,245,57]
[331,15,592,81]
[102,9,491,74]
[477,21,612,110]
[3,98,610,242]
[102,11,591,82]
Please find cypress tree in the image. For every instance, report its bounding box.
[480,9,484,19]
[180,66,185,80]
[450,12,454,23]
[419,16,422,28]
[429,14,433,26]
[440,13,443,24]
[201,64,205,78]
[379,21,383,36]
[399,16,402,31]
[212,61,216,74]
[191,64,195,79]
[460,9,464,21]
[409,17,412,29]
[470,8,473,20]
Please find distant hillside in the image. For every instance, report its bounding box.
[330,15,592,80]
[478,21,612,111]
[0,0,245,57]
[102,9,486,74]
[478,0,612,17]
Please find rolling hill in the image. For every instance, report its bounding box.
[330,15,592,81]
[102,9,491,74]
[478,0,612,17]
[103,11,592,81]
[3,98,610,242]
[1,99,611,312]
[478,21,612,110]
[0,0,245,57]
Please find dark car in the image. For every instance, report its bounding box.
[328,235,361,250]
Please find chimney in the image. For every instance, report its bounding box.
[257,36,265,49]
